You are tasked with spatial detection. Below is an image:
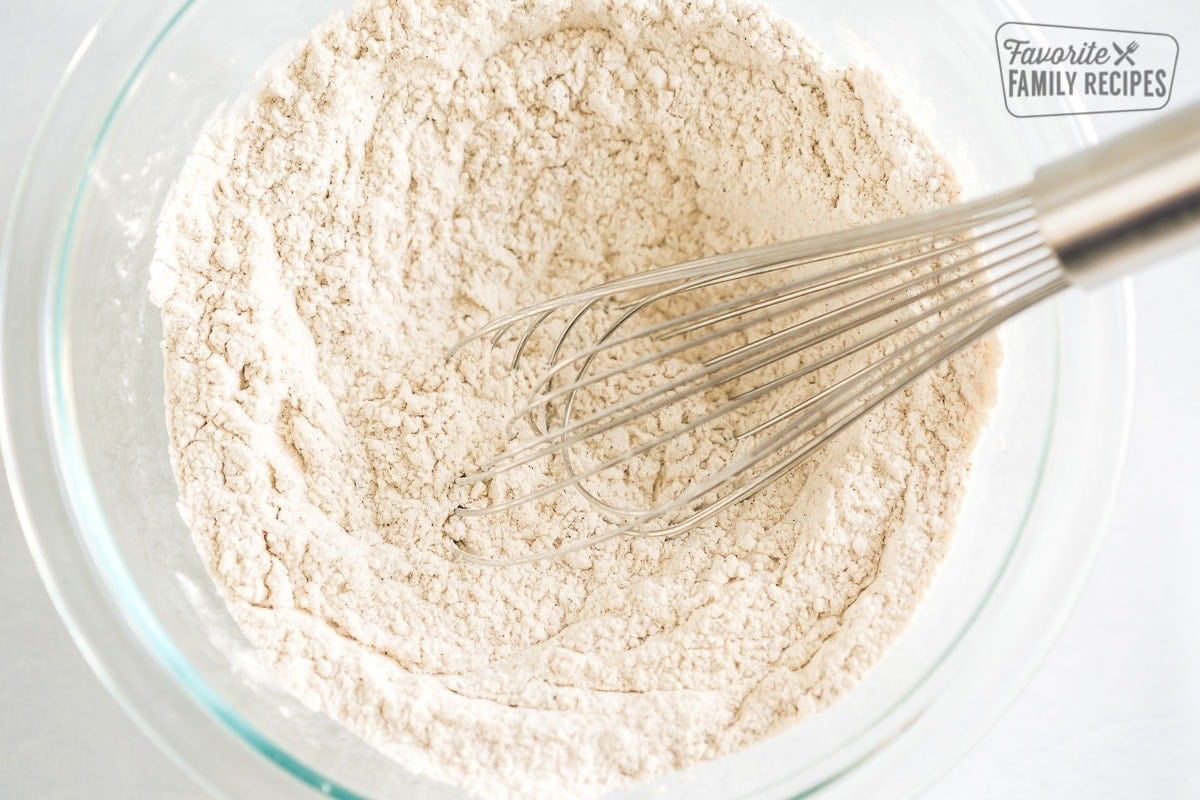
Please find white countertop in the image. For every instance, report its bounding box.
[2,1,1197,797]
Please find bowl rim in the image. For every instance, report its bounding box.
[0,0,1135,799]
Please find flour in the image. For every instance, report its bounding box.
[150,0,998,797]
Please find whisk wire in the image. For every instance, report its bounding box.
[448,189,1071,566]
[456,242,1055,492]
[463,235,1048,482]
[508,212,1040,425]
[451,263,1066,568]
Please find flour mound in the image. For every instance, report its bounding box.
[152,0,998,797]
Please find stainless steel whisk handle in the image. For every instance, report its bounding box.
[1032,103,1200,288]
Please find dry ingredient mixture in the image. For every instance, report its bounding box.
[150,0,999,797]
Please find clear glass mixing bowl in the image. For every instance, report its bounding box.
[0,1,1133,798]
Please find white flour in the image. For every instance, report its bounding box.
[151,0,998,797]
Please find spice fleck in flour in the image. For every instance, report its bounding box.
[150,0,998,797]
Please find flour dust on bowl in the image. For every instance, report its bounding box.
[0,1,1132,799]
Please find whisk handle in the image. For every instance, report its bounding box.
[1032,103,1200,288]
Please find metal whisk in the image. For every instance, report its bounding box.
[449,104,1200,566]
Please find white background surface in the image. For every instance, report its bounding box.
[1,1,1197,798]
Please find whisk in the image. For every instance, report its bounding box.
[449,104,1200,566]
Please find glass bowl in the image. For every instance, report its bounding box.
[0,0,1133,798]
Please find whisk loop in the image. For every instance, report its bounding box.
[445,188,1072,566]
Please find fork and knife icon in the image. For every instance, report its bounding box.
[1113,40,1139,66]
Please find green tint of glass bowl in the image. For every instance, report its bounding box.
[0,1,1133,798]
